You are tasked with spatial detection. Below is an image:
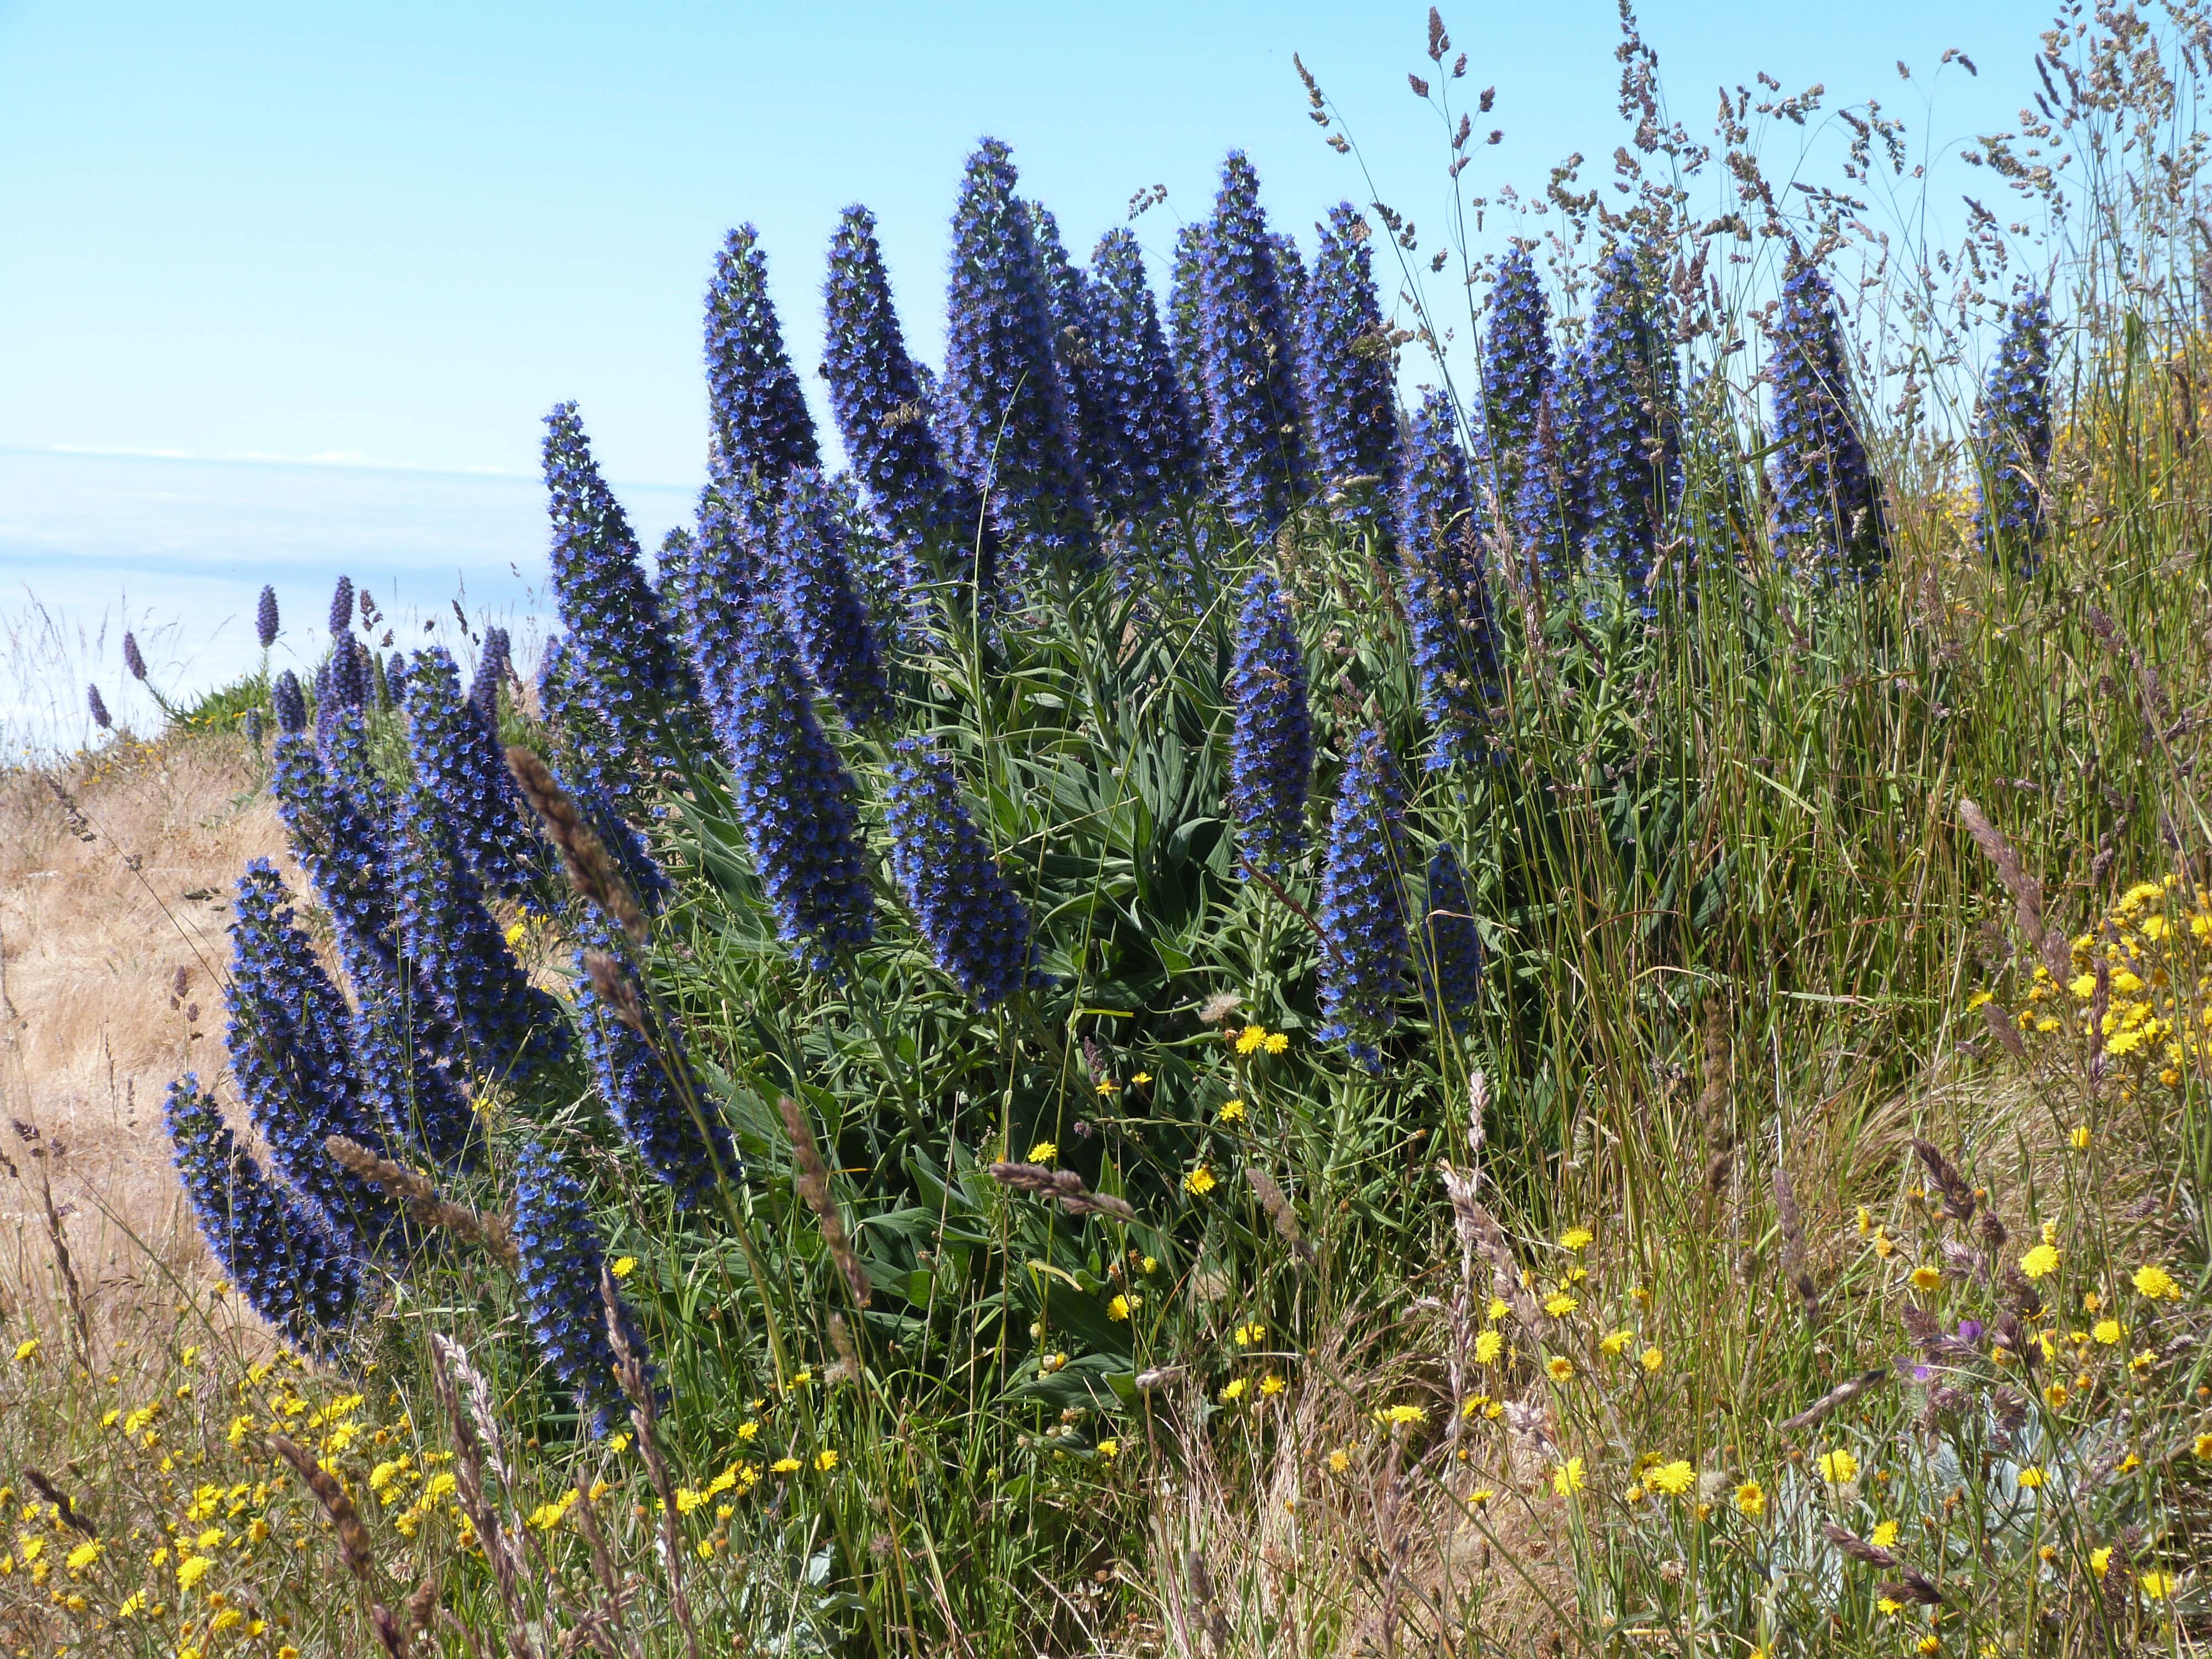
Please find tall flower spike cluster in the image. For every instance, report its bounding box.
[542,403,706,802]
[1271,233,1309,320]
[1197,152,1307,535]
[404,648,549,906]
[225,862,409,1260]
[574,916,736,1208]
[1395,390,1500,768]
[1225,569,1312,877]
[1167,222,1209,419]
[769,469,894,727]
[1030,203,1117,500]
[1086,228,1204,524]
[1578,249,1676,601]
[1975,290,2053,569]
[1316,727,1412,1072]
[1482,246,1553,504]
[511,1139,650,1436]
[940,138,1098,583]
[1300,204,1399,527]
[1767,258,1887,582]
[1514,385,1575,588]
[467,625,511,720]
[256,585,280,650]
[165,1077,363,1353]
[883,735,1044,1009]
[1416,843,1483,1032]
[705,225,821,489]
[821,204,977,563]
[86,683,110,730]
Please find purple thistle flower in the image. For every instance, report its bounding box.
[1300,204,1399,527]
[1030,201,1117,501]
[1197,152,1307,536]
[86,684,111,731]
[1316,726,1411,1072]
[510,1139,651,1436]
[1414,843,1483,1032]
[224,861,411,1260]
[769,469,894,727]
[705,225,820,489]
[327,576,354,638]
[256,585,280,650]
[123,632,147,682]
[1481,246,1553,504]
[1767,257,1887,582]
[940,137,1099,584]
[1975,290,2053,570]
[1086,227,1204,523]
[575,915,736,1208]
[1225,568,1311,877]
[1395,390,1500,768]
[884,734,1044,1009]
[1578,249,1678,599]
[821,204,980,568]
[403,646,550,906]
[165,1075,363,1353]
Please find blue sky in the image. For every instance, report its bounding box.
[0,0,2042,491]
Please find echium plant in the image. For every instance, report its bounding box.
[1414,843,1483,1033]
[1316,727,1411,1072]
[705,223,821,490]
[510,1139,651,1435]
[1167,221,1209,421]
[467,625,511,720]
[821,204,979,564]
[1395,390,1500,768]
[1197,152,1307,535]
[769,469,894,728]
[1767,255,1887,582]
[1481,246,1553,504]
[1271,231,1308,320]
[1225,568,1312,877]
[404,647,550,906]
[1086,228,1203,524]
[1975,289,2054,571]
[225,861,410,1261]
[1578,248,1678,601]
[1030,202,1118,499]
[165,1076,363,1354]
[542,403,707,805]
[940,138,1099,583]
[1513,384,1575,588]
[883,734,1044,1009]
[255,584,280,649]
[1300,204,1399,528]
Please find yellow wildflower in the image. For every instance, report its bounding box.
[1474,1331,1504,1364]
[1543,1292,1578,1317]
[1547,1356,1574,1381]
[2139,1571,2175,1600]
[1262,1032,1288,1055]
[1816,1449,1860,1484]
[610,1257,638,1280]
[1910,1266,1943,1292]
[1234,1026,1269,1056]
[1559,1227,1594,1251]
[814,1450,837,1473]
[1552,1458,1584,1496]
[1640,1346,1665,1374]
[1648,1460,1694,1497]
[1870,1520,1900,1547]
[1107,1295,1136,1321]
[1028,1141,1057,1164]
[771,1458,801,1475]
[1327,1449,1350,1473]
[1217,1099,1246,1124]
[2094,1318,2122,1344]
[1183,1165,1216,1197]
[1259,1374,1286,1396]
[175,1555,212,1591]
[11,1340,37,1365]
[2019,1244,2060,1280]
[2017,1467,2046,1489]
[1219,1379,1248,1403]
[2132,1264,2181,1300]
[1376,1403,1426,1426]
[64,1540,101,1573]
[1233,1321,1265,1346]
[1734,1481,1765,1519]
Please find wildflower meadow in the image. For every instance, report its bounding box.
[3,3,2211,1655]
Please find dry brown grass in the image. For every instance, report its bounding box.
[0,733,293,1338]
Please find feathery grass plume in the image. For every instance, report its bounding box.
[392,718,568,1082]
[1167,220,1209,418]
[1030,201,1116,497]
[267,1432,378,1594]
[225,860,410,1261]
[85,682,110,730]
[821,203,981,568]
[255,583,280,648]
[1243,1167,1316,1261]
[1316,726,1411,1071]
[778,1095,871,1305]
[19,1472,90,1538]
[705,223,820,489]
[504,744,649,946]
[575,920,737,1208]
[1481,244,1554,503]
[940,137,1099,583]
[325,1136,517,1270]
[1975,290,2054,570]
[1766,255,1887,582]
[988,1160,1138,1224]
[1513,383,1574,588]
[426,1337,530,1631]
[768,468,894,726]
[403,648,550,907]
[1772,1145,1821,1329]
[1780,1367,1890,1433]
[1956,796,2071,978]
[1300,204,1399,528]
[883,733,1045,1008]
[1910,1139,1979,1223]
[1087,227,1204,523]
[1394,389,1500,766]
[1415,843,1482,1031]
[1225,567,1312,877]
[465,625,510,719]
[511,1139,649,1435]
[1197,152,1307,536]
[1578,248,1677,601]
[542,401,707,804]
[164,1076,363,1352]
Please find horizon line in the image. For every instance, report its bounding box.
[2,442,702,494]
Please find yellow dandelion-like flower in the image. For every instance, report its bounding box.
[1096,1438,1119,1459]
[1467,1486,1494,1508]
[1107,1295,1136,1321]
[1543,1292,1579,1317]
[2044,1382,2069,1409]
[771,1458,801,1475]
[1027,1141,1058,1164]
[1234,1026,1269,1056]
[1219,1378,1249,1403]
[1640,1346,1664,1374]
[1376,1404,1426,1426]
[64,1541,101,1573]
[1474,1331,1504,1364]
[1485,1297,1509,1322]
[2094,1318,2122,1345]
[1328,1449,1350,1473]
[1910,1266,1943,1291]
[1915,1638,1938,1656]
[1094,1078,1119,1095]
[1870,1520,1900,1547]
[1141,1255,1158,1274]
[1260,1374,1286,1396]
[1217,1099,1246,1124]
[1183,1165,1217,1197]
[1263,1032,1288,1055]
[175,1555,212,1591]
[1815,1448,1859,1484]
[1734,1481,1765,1519]
[2193,1433,2212,1459]
[2017,1467,2046,1489]
[1648,1460,1694,1497]
[2132,1264,2181,1300]
[1559,1227,1594,1251]
[815,1450,838,1473]
[1876,1597,1905,1616]
[2139,1571,2176,1600]
[1551,1458,1584,1496]
[1873,1230,1896,1259]
[1856,1206,1872,1236]
[2019,1244,2060,1280]
[2070,1126,2091,1150]
[12,1339,38,1364]
[1130,1072,1152,1084]
[1547,1356,1574,1381]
